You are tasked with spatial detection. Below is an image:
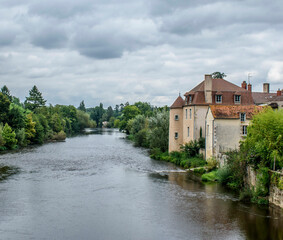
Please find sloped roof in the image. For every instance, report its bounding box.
[209,105,264,119]
[170,96,185,109]
[185,78,249,95]
[252,92,278,104]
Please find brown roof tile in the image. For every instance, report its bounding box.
[209,105,264,119]
[170,96,185,109]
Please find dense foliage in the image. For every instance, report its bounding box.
[0,85,96,151]
[241,108,283,170]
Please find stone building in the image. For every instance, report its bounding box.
[205,105,263,160]
[169,74,254,153]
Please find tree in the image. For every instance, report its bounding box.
[241,108,283,170]
[147,111,169,152]
[8,103,26,130]
[122,105,141,121]
[212,72,227,79]
[0,93,11,123]
[106,106,114,121]
[25,85,46,111]
[2,123,17,149]
[1,85,12,101]
[25,113,36,144]
[78,100,86,112]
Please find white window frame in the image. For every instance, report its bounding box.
[235,95,241,104]
[242,125,247,136]
[240,113,246,122]
[216,95,222,103]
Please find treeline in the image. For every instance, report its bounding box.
[0,85,95,151]
[81,100,170,152]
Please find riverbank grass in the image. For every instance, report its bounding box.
[150,148,206,169]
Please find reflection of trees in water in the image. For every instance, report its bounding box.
[167,172,283,240]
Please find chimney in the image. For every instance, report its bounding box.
[248,83,252,92]
[263,83,270,93]
[241,81,247,89]
[277,89,282,96]
[204,74,213,103]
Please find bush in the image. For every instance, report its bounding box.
[134,129,149,148]
[2,123,17,149]
[180,140,200,158]
[52,130,66,141]
[202,171,218,182]
[217,166,233,185]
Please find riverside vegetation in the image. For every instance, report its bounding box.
[0,85,96,151]
[116,102,283,205]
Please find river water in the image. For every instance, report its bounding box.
[0,129,282,240]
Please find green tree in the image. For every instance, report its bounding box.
[148,111,169,152]
[122,105,141,121]
[2,123,17,149]
[8,103,26,130]
[25,113,36,144]
[212,72,227,79]
[241,108,283,170]
[0,92,11,123]
[25,85,46,111]
[1,85,12,101]
[78,100,86,112]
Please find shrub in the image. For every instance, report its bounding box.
[52,130,66,141]
[134,129,149,148]
[180,140,200,158]
[194,167,206,175]
[217,166,233,185]
[201,171,218,182]
[2,123,17,149]
[207,157,218,171]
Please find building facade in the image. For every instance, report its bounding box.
[205,105,263,160]
[169,74,254,153]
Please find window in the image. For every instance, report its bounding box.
[242,125,247,135]
[240,113,246,122]
[175,115,179,121]
[189,95,192,104]
[216,95,222,103]
[235,95,241,104]
[189,109,192,119]
[175,132,178,139]
[185,109,188,119]
[187,127,190,137]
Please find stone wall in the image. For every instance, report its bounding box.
[269,171,283,209]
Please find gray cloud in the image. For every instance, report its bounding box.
[0,0,282,107]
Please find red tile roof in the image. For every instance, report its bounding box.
[170,96,185,109]
[182,78,254,105]
[209,105,264,119]
[185,78,249,95]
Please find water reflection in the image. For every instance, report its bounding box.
[0,128,282,240]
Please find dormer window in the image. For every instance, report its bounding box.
[174,114,179,121]
[240,113,246,122]
[216,95,222,103]
[235,95,241,104]
[189,95,192,104]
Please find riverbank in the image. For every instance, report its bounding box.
[0,129,282,239]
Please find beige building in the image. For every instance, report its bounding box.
[205,105,263,160]
[169,74,254,153]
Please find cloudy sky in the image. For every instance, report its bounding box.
[0,0,282,107]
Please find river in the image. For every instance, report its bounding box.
[0,129,282,240]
